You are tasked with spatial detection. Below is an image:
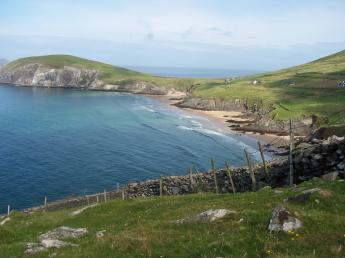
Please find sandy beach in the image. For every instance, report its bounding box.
[149,92,290,149]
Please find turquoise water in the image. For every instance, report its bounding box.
[0,85,263,212]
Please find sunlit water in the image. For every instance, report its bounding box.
[0,85,266,212]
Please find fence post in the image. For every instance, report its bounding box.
[122,188,125,200]
[96,194,99,203]
[189,168,194,191]
[289,119,294,186]
[211,158,218,194]
[44,196,47,208]
[225,161,236,193]
[116,182,120,191]
[87,196,90,205]
[159,176,163,197]
[7,205,10,217]
[104,189,107,203]
[244,149,257,191]
[258,141,268,177]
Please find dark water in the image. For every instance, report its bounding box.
[0,85,265,212]
[126,66,262,78]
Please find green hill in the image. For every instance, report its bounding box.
[0,179,344,257]
[3,51,345,125]
[194,50,345,123]
[4,55,206,92]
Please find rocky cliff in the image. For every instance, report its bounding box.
[0,63,168,95]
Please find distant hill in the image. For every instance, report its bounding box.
[1,51,345,126]
[194,50,345,123]
[0,55,201,93]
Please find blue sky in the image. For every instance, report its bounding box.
[0,0,344,70]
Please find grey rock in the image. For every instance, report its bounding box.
[268,206,302,232]
[174,209,236,224]
[96,230,106,238]
[322,172,339,181]
[39,226,87,241]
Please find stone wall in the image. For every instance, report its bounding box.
[23,136,345,213]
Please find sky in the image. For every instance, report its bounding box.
[0,0,344,70]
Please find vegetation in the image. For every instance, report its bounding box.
[0,178,344,257]
[5,50,345,124]
[194,50,345,123]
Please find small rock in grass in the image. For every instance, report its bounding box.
[268,206,302,232]
[284,188,321,203]
[96,230,106,238]
[39,226,87,241]
[322,172,339,181]
[174,209,236,224]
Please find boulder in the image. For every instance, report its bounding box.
[39,226,87,241]
[284,188,321,203]
[322,172,339,181]
[26,226,87,254]
[174,209,236,224]
[268,206,302,232]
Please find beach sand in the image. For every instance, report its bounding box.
[149,92,289,149]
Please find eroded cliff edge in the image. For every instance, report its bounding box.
[0,63,168,95]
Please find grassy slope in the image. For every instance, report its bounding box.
[194,50,345,122]
[5,55,209,92]
[5,52,345,124]
[1,179,345,257]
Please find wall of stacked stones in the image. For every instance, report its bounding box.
[24,136,344,213]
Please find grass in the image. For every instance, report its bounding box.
[4,51,345,125]
[194,50,345,123]
[1,178,345,257]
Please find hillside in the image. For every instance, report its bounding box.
[0,55,205,92]
[194,50,345,123]
[1,52,345,128]
[0,178,344,257]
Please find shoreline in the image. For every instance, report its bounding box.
[149,92,289,151]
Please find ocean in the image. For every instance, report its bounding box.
[0,84,265,212]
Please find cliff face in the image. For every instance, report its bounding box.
[0,63,168,95]
[0,63,102,88]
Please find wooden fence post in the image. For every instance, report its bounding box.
[225,161,236,193]
[122,188,125,200]
[96,194,99,203]
[258,141,268,177]
[44,196,47,208]
[211,159,218,194]
[159,176,163,197]
[244,149,257,191]
[289,119,294,186]
[87,196,90,205]
[189,168,194,191]
[7,205,10,217]
[104,190,107,203]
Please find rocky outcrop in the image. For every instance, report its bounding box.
[26,226,87,253]
[0,63,167,95]
[268,206,302,232]
[0,63,101,88]
[173,209,236,224]
[176,97,314,136]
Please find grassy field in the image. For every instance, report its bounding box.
[1,178,345,257]
[5,51,345,124]
[194,50,345,123]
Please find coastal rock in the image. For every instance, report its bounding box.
[26,226,87,253]
[322,172,339,181]
[284,188,321,203]
[174,209,236,224]
[39,226,88,241]
[268,206,302,232]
